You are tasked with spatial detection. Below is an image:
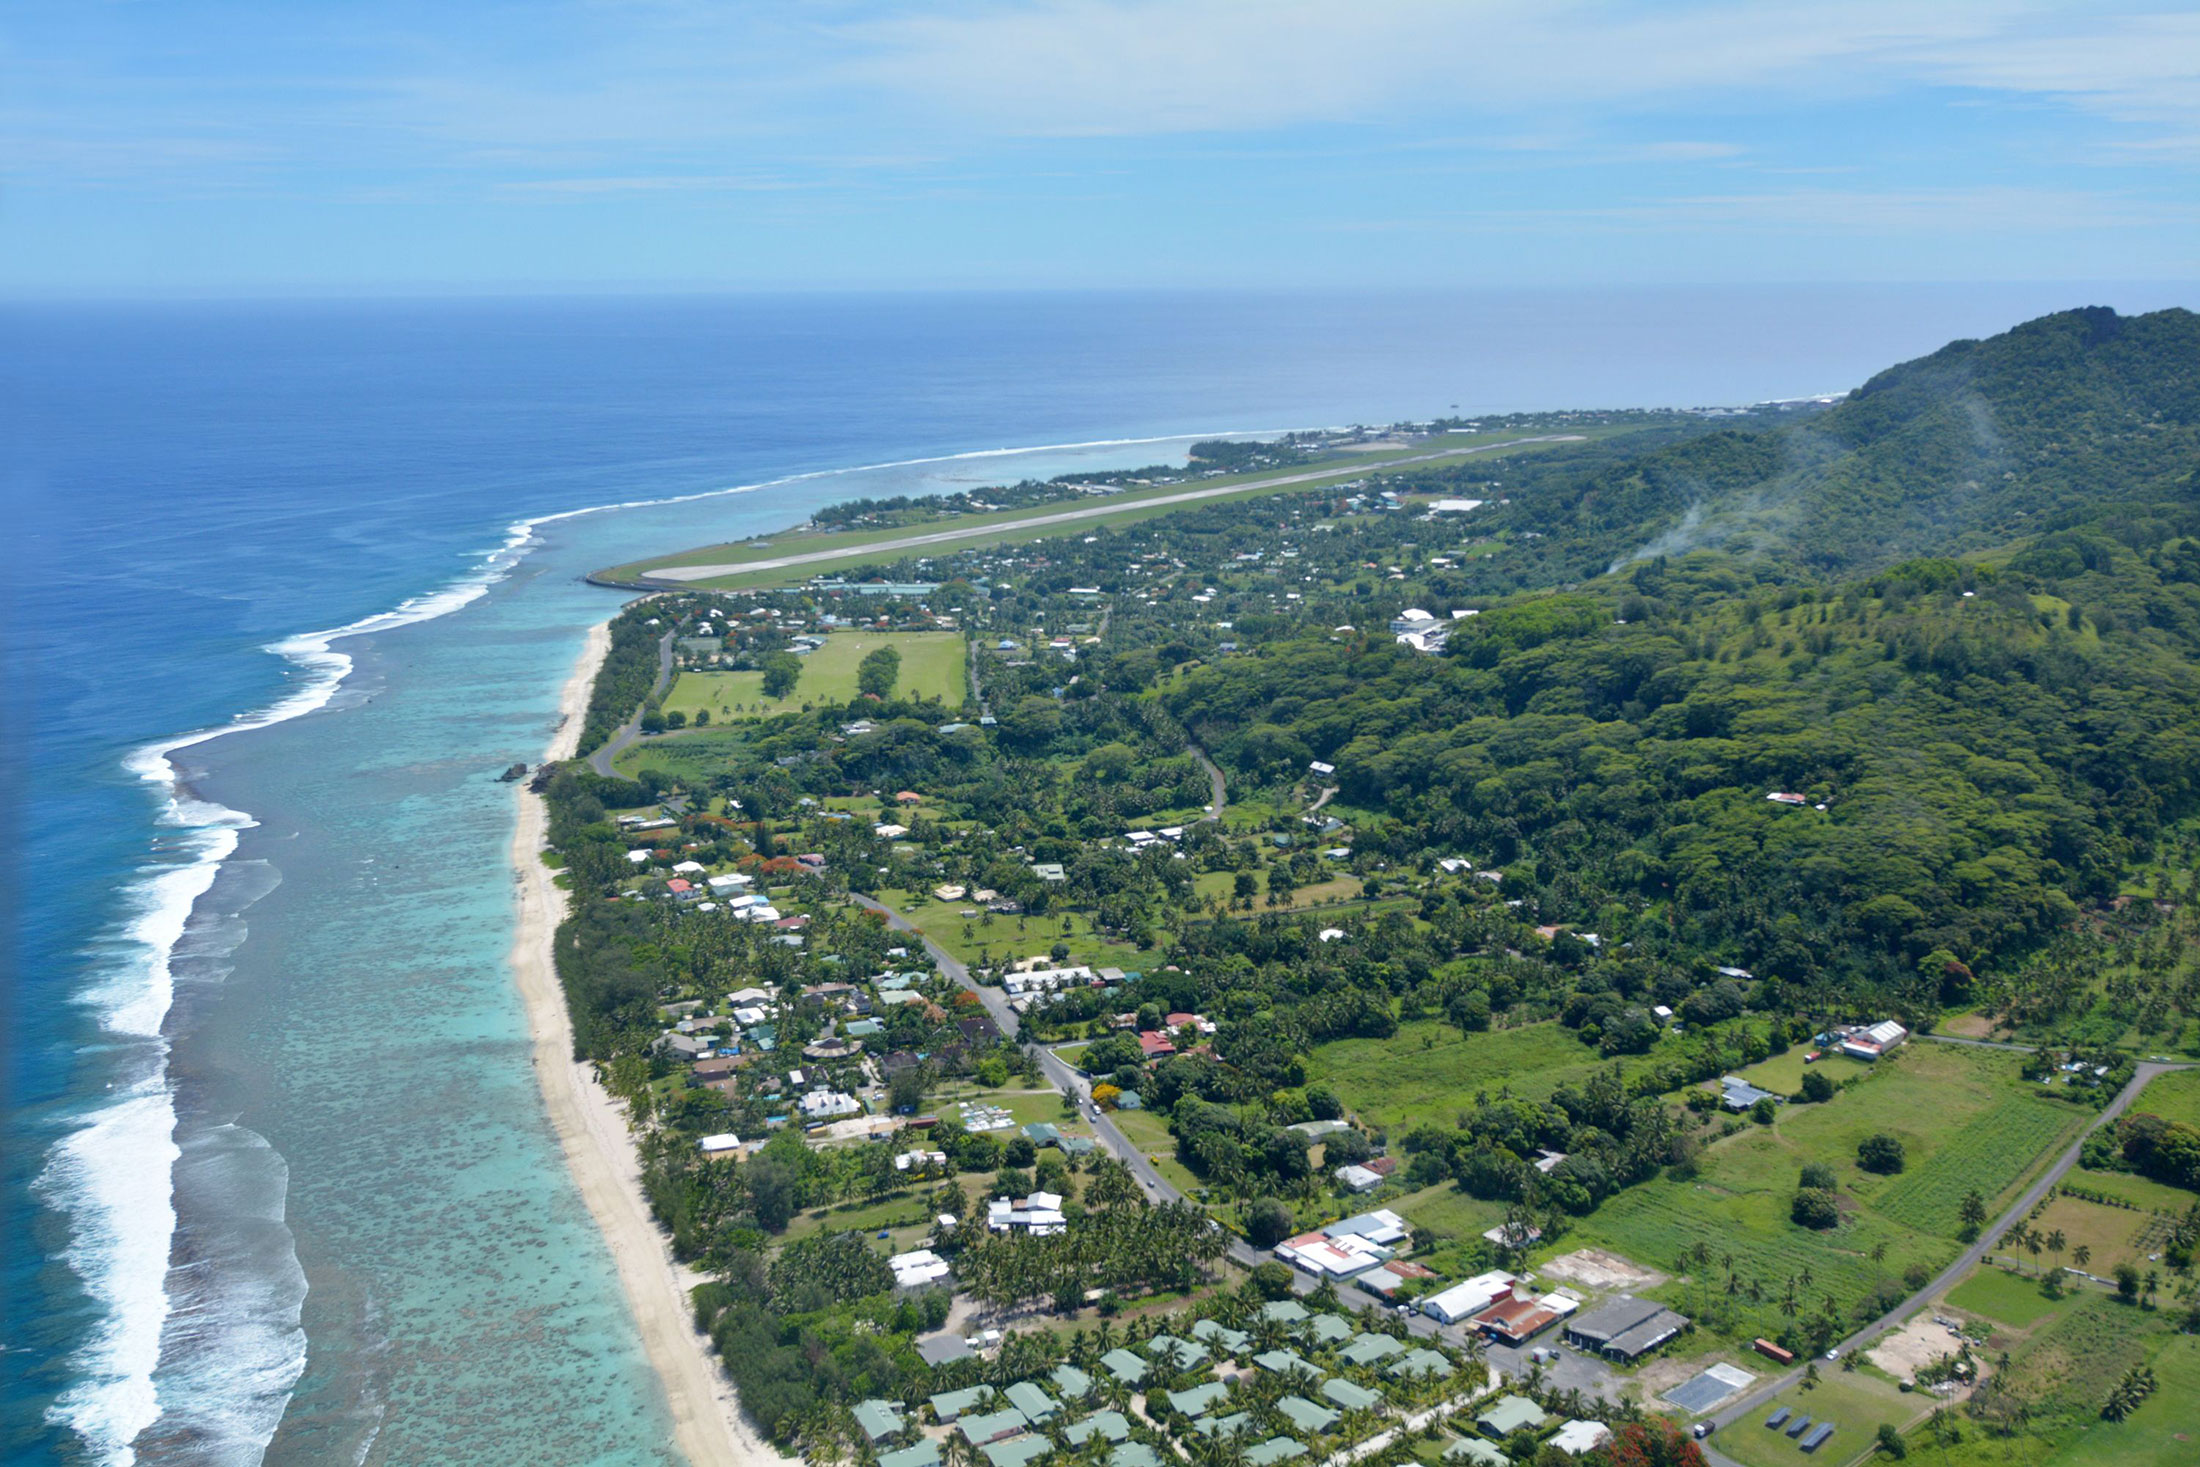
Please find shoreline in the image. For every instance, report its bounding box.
[510,619,789,1467]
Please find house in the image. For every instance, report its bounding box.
[1476,1397,1548,1437]
[1385,1349,1454,1380]
[1339,1333,1405,1368]
[1260,1299,1310,1326]
[1322,1379,1382,1413]
[853,1400,904,1444]
[1099,1348,1148,1385]
[1146,1334,1211,1370]
[1275,1230,1388,1280]
[1190,1319,1251,1355]
[1277,1396,1339,1435]
[957,1408,1028,1446]
[697,1133,745,1160]
[1030,862,1067,883]
[1469,1292,1564,1345]
[889,1248,952,1288]
[1354,1259,1438,1299]
[1064,1411,1130,1445]
[1326,1209,1410,1246]
[1136,1031,1177,1058]
[1719,1075,1780,1111]
[1165,1382,1231,1419]
[1246,1440,1307,1467]
[1564,1294,1690,1360]
[1051,1363,1093,1401]
[1253,1348,1318,1377]
[1838,1020,1909,1060]
[1550,1422,1611,1456]
[1309,760,1336,777]
[929,1385,995,1423]
[1335,1164,1383,1193]
[799,1090,861,1120]
[1444,1440,1506,1467]
[1002,1381,1058,1424]
[1420,1271,1519,1325]
[880,1444,940,1467]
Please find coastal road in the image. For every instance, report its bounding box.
[586,629,676,777]
[645,437,1586,583]
[1698,1059,2192,1460]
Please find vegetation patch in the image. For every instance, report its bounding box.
[1875,1097,2082,1237]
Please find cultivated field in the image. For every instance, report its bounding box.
[1874,1096,2082,1237]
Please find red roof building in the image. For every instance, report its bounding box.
[1136,1031,1177,1058]
[1470,1293,1563,1345]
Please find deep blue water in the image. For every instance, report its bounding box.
[4,285,2193,1465]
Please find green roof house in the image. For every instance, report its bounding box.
[1246,1440,1309,1467]
[1260,1301,1310,1326]
[981,1438,1051,1467]
[1191,1319,1251,1355]
[1321,1379,1382,1413]
[1252,1349,1318,1377]
[959,1408,1030,1445]
[1307,1315,1354,1346]
[880,1444,942,1467]
[1110,1445,1159,1467]
[1476,1397,1548,1437]
[1146,1335,1211,1369]
[1099,1348,1148,1385]
[1444,1439,1507,1467]
[1165,1382,1232,1419]
[1386,1349,1455,1379]
[1196,1412,1255,1439]
[1277,1397,1341,1435]
[1064,1412,1131,1446]
[1003,1382,1058,1424]
[853,1399,904,1444]
[1340,1334,1405,1368]
[1051,1364,1093,1400]
[931,1385,996,1423]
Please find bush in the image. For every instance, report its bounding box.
[1858,1134,1907,1174]
[1800,1162,1838,1191]
[1752,1097,1778,1125]
[1792,1188,1841,1229]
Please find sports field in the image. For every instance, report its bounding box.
[662,631,965,718]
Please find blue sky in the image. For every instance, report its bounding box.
[4,0,2197,293]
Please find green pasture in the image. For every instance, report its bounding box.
[1732,1050,1873,1097]
[662,631,965,719]
[2125,1067,2200,1128]
[1946,1266,2068,1330]
[2045,1332,2200,1467]
[1306,1020,1605,1131]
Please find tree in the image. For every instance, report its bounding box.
[1958,1189,1988,1238]
[1799,1163,1838,1191]
[2115,1262,2141,1303]
[2073,1244,2091,1271]
[1593,1418,1708,1467]
[1799,1069,1837,1103]
[1752,1097,1778,1125]
[1248,1261,1297,1301]
[1246,1197,1297,1248]
[1876,1423,1908,1458]
[858,645,902,698]
[748,1157,798,1232]
[1792,1190,1840,1229]
[761,652,803,699]
[1858,1134,1907,1174]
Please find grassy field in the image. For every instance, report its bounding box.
[1732,1050,1874,1096]
[2045,1332,2200,1466]
[661,631,965,718]
[2023,1193,2162,1276]
[873,887,1147,974]
[1569,1046,2079,1342]
[1946,1267,2069,1330]
[1716,1368,1922,1467]
[1307,1020,1604,1130]
[2062,1167,2195,1211]
[1109,1106,1204,1197]
[2126,1067,2200,1128]
[596,432,1605,588]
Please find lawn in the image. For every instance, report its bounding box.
[1307,1020,1605,1131]
[661,631,965,719]
[1716,1368,1923,1467]
[1732,1050,1873,1097]
[1946,1267,2069,1330]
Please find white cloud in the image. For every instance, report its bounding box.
[841,0,2200,145]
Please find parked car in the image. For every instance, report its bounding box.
[1692,1422,1715,1440]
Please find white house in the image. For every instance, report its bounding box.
[1421,1271,1520,1325]
[1550,1422,1611,1456]
[1336,1164,1383,1193]
[799,1090,861,1121]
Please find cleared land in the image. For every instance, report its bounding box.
[662,631,965,719]
[1307,1020,1605,1130]
[597,433,1592,589]
[1947,1266,2068,1330]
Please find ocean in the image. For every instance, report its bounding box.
[3,285,2190,1465]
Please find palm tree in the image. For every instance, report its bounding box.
[2046,1228,2066,1274]
[2073,1244,2092,1272]
[1871,1241,1887,1292]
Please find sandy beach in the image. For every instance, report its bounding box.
[510,620,790,1467]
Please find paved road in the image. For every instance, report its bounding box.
[1189,744,1228,821]
[645,438,1586,583]
[1699,1059,2193,1460]
[586,629,676,777]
